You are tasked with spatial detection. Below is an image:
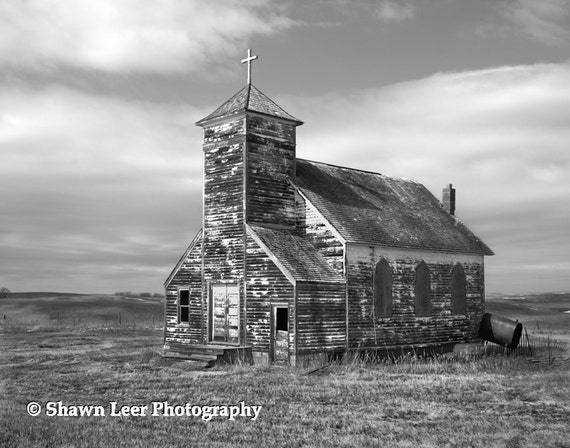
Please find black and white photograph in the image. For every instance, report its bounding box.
[1,1,569,447]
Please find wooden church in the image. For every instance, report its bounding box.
[164,50,493,366]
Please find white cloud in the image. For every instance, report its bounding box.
[285,61,570,293]
[293,63,570,183]
[376,1,415,23]
[498,0,570,45]
[0,86,205,292]
[2,61,570,293]
[0,0,297,73]
[0,86,205,178]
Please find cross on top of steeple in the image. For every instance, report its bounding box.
[241,48,258,85]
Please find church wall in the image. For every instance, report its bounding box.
[164,232,203,346]
[245,234,294,361]
[246,114,297,227]
[295,192,345,275]
[346,244,485,349]
[296,282,347,355]
[202,116,246,342]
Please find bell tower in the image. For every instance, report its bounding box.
[195,50,302,343]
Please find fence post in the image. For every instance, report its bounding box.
[524,327,532,356]
[547,334,551,364]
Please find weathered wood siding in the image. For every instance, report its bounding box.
[164,232,203,345]
[296,282,347,354]
[347,244,485,349]
[245,233,294,353]
[202,116,246,342]
[296,192,345,274]
[246,115,296,227]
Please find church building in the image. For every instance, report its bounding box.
[164,50,493,366]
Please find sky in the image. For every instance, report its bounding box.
[1,0,569,294]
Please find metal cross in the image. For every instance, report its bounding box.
[241,48,258,84]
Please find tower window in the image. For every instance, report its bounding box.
[415,261,431,317]
[374,258,393,317]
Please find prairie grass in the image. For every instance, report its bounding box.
[1,327,568,448]
[1,293,568,447]
[0,293,163,332]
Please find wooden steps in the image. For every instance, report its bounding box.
[163,342,253,366]
[188,353,218,362]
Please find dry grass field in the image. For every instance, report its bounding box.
[1,293,569,447]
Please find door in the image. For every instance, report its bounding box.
[211,283,239,344]
[272,305,289,363]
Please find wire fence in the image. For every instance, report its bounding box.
[1,311,164,332]
[483,328,569,365]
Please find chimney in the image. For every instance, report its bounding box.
[442,184,456,216]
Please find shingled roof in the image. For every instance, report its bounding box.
[294,159,494,256]
[196,84,303,126]
[247,224,345,284]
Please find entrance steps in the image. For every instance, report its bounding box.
[163,342,253,367]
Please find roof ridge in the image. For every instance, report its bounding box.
[245,83,252,110]
[297,158,417,183]
[247,85,289,113]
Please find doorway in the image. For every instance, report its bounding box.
[211,283,239,344]
[272,305,289,363]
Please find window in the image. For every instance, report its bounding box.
[451,263,467,315]
[178,289,189,323]
[374,258,393,317]
[414,261,431,317]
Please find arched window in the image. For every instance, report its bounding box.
[451,262,467,315]
[415,261,431,317]
[374,258,393,317]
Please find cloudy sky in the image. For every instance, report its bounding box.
[1,0,569,294]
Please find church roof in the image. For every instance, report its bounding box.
[196,84,303,126]
[294,159,494,256]
[164,229,202,287]
[247,224,345,284]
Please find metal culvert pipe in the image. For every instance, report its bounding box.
[478,313,523,349]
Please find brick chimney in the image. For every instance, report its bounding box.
[442,184,456,216]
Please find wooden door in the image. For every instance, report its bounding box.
[272,305,289,363]
[211,284,239,344]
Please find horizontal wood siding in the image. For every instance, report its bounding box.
[296,282,347,354]
[296,193,344,274]
[165,232,203,345]
[245,234,294,353]
[246,115,296,227]
[347,245,485,349]
[202,116,246,342]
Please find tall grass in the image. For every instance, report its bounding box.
[297,331,569,377]
[2,324,569,447]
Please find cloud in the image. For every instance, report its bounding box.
[0,0,297,74]
[497,0,570,45]
[3,61,570,293]
[0,86,205,292]
[376,1,415,22]
[292,63,570,183]
[284,61,570,292]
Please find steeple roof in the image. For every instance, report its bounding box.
[196,84,303,126]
